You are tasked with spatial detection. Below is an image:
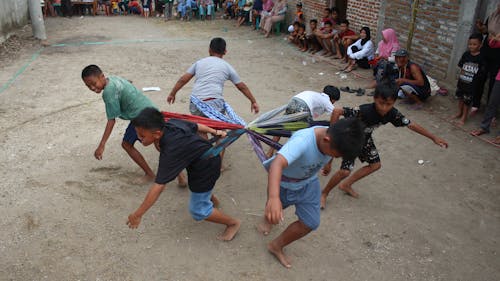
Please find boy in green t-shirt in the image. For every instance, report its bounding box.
[81,64,186,185]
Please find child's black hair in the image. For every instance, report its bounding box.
[324,7,331,13]
[327,118,365,161]
[324,21,333,27]
[323,85,340,101]
[310,19,318,24]
[299,23,306,30]
[293,21,300,26]
[468,33,483,42]
[374,78,399,100]
[331,7,339,13]
[81,65,102,79]
[340,19,350,25]
[209,37,227,55]
[131,107,166,131]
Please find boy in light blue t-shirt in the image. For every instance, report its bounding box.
[258,118,365,268]
[81,64,186,185]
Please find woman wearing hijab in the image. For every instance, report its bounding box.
[344,27,375,73]
[376,28,400,61]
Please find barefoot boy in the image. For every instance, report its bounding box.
[258,118,366,268]
[320,80,448,209]
[126,108,240,241]
[81,65,187,185]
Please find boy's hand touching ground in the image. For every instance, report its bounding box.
[126,213,142,229]
[251,102,260,114]
[94,145,105,160]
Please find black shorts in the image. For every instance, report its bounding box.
[455,88,473,105]
[340,136,380,170]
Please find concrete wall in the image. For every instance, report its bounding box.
[0,0,29,43]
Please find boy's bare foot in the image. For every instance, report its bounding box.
[470,128,487,136]
[449,113,461,121]
[268,241,292,268]
[339,183,359,198]
[133,174,155,185]
[256,219,271,236]
[492,136,500,145]
[217,219,241,241]
[211,194,221,208]
[320,194,327,210]
[454,120,465,126]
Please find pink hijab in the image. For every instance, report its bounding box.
[377,28,400,58]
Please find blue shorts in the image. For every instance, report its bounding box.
[189,190,214,221]
[280,177,321,230]
[123,122,140,144]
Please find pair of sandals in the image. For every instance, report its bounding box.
[340,86,365,96]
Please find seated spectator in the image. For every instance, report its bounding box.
[111,0,120,15]
[333,19,358,60]
[260,0,287,38]
[366,28,401,90]
[52,0,62,16]
[222,0,235,19]
[251,0,263,29]
[394,49,432,109]
[297,23,307,51]
[118,0,129,15]
[318,8,334,31]
[287,21,300,45]
[315,21,336,57]
[258,0,274,25]
[236,0,252,27]
[343,26,375,72]
[128,0,142,14]
[306,19,322,53]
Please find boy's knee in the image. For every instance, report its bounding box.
[301,217,319,231]
[189,207,212,221]
[189,191,213,221]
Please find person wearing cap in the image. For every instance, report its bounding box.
[394,48,431,109]
[287,2,305,32]
[267,86,340,157]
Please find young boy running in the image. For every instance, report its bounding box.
[126,108,241,241]
[81,65,186,185]
[258,118,366,268]
[320,80,448,209]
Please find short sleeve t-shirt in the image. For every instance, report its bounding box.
[339,29,356,39]
[457,51,486,94]
[294,91,334,119]
[187,56,241,101]
[343,103,410,136]
[155,119,221,193]
[263,127,332,190]
[102,76,156,120]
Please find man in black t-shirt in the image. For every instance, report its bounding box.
[320,80,448,209]
[126,108,241,241]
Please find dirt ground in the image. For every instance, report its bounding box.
[0,15,499,281]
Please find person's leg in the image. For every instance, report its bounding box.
[477,80,500,133]
[458,102,469,126]
[338,162,381,198]
[190,190,241,241]
[320,168,350,209]
[268,220,311,268]
[122,123,155,182]
[451,99,464,120]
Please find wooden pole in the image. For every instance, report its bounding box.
[407,0,419,52]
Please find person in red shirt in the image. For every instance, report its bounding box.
[333,19,358,60]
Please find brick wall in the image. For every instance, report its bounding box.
[383,0,461,81]
[346,0,381,37]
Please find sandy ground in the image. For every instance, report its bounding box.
[0,15,499,281]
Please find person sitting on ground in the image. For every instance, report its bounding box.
[306,19,322,53]
[287,21,300,45]
[343,26,375,72]
[471,32,500,144]
[236,0,253,27]
[394,49,432,110]
[128,0,142,14]
[81,65,186,186]
[450,33,487,126]
[333,19,358,60]
[258,118,365,268]
[266,85,341,158]
[315,21,336,57]
[111,0,120,15]
[260,0,287,38]
[320,79,448,208]
[118,0,130,15]
[366,28,401,90]
[297,23,307,52]
[126,108,241,241]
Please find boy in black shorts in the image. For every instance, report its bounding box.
[126,108,240,241]
[320,79,448,208]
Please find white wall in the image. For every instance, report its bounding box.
[0,0,29,43]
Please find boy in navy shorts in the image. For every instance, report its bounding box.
[320,79,448,208]
[126,108,241,241]
[257,118,366,268]
[81,65,186,185]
